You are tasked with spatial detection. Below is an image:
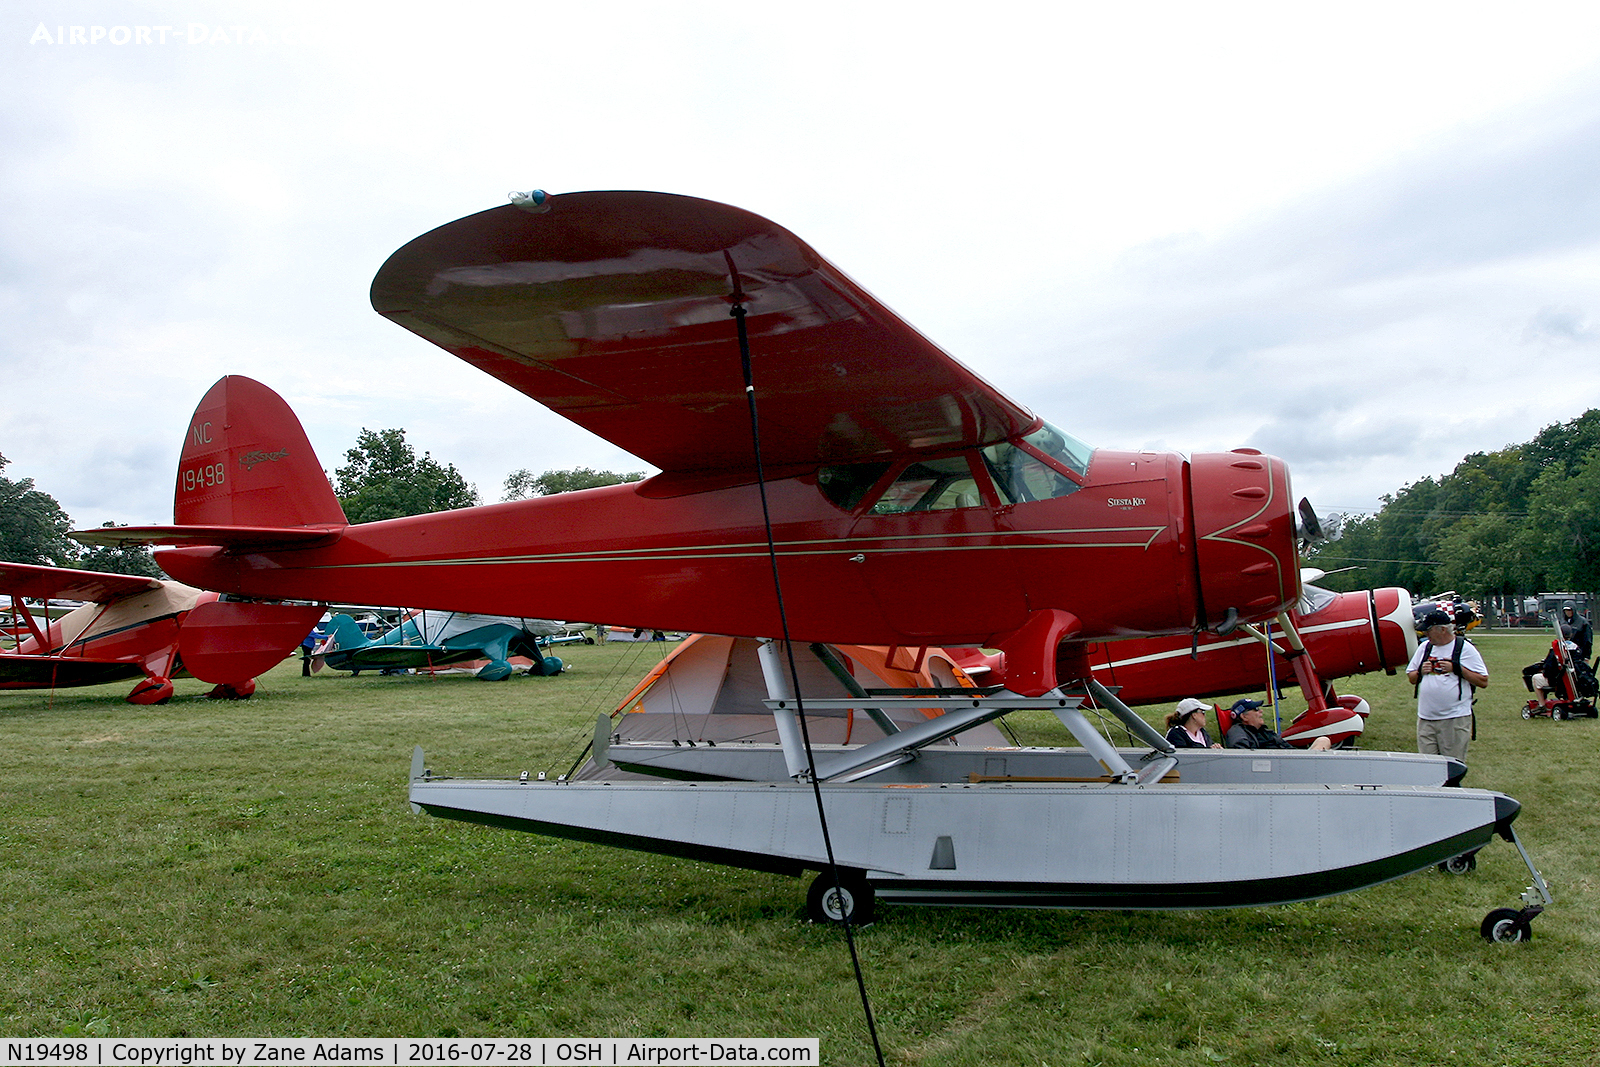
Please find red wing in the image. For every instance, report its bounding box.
[371,191,1036,472]
[0,561,163,604]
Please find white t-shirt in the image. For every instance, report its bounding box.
[1409,638,1486,719]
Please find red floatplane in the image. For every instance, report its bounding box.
[81,190,1304,696]
[73,191,1549,934]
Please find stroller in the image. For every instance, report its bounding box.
[1521,638,1598,720]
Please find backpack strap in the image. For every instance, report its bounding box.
[1452,637,1465,699]
[1412,637,1473,699]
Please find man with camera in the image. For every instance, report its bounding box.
[1406,607,1489,762]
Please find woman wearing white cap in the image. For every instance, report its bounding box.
[1164,698,1222,749]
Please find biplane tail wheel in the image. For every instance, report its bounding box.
[1480,908,1533,943]
[806,870,875,926]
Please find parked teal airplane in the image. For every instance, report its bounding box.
[314,610,567,680]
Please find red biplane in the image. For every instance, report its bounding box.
[0,561,322,704]
[952,577,1416,747]
[78,191,1303,694]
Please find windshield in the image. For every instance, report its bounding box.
[1300,583,1338,616]
[1023,421,1093,478]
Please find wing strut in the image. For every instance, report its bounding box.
[1274,611,1331,713]
[8,598,49,648]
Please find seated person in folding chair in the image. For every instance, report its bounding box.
[1165,698,1223,749]
[1224,700,1333,751]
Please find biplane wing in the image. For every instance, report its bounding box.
[332,644,482,670]
[370,191,1038,473]
[0,560,161,605]
[0,656,147,689]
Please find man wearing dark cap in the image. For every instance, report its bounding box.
[1223,699,1334,750]
[1406,607,1488,762]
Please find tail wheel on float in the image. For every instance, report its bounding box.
[806,870,875,926]
[1438,850,1479,875]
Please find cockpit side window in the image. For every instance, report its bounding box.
[817,462,892,511]
[979,420,1092,505]
[870,455,984,514]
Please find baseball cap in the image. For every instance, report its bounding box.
[1419,608,1452,629]
[1174,697,1209,717]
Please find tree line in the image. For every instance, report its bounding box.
[1309,409,1600,598]
[0,453,165,576]
[327,428,643,517]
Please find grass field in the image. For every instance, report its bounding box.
[2,633,1597,1064]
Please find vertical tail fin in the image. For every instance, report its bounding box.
[319,613,372,653]
[176,376,347,528]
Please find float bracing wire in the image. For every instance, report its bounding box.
[728,265,887,1067]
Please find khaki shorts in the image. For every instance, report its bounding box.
[1418,715,1472,761]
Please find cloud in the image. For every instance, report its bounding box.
[1522,305,1597,346]
[985,77,1600,511]
[5,2,1600,527]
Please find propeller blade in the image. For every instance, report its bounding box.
[1297,497,1324,542]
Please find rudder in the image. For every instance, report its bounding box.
[176,376,346,528]
[320,614,372,653]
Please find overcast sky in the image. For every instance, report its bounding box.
[5,1,1600,530]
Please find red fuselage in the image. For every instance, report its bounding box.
[157,444,1299,652]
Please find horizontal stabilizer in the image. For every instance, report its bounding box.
[177,600,326,684]
[70,524,344,551]
[339,646,483,670]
